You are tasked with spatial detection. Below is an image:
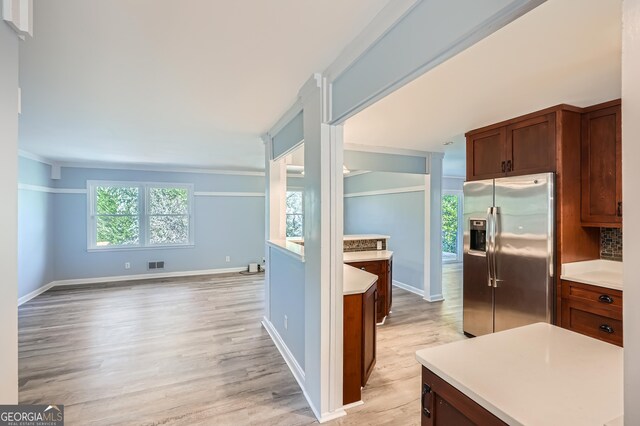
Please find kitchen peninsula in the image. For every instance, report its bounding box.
[288,234,394,323]
[267,235,390,406]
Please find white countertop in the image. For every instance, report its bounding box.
[343,250,393,263]
[415,323,623,426]
[266,239,305,262]
[343,264,377,295]
[561,259,623,291]
[343,234,390,241]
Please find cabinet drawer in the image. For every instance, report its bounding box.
[561,280,622,313]
[346,260,383,275]
[563,302,622,346]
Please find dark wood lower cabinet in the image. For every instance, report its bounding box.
[421,367,507,426]
[344,283,377,405]
[560,280,623,346]
[345,259,392,323]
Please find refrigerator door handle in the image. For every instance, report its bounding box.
[486,207,494,287]
[492,207,501,288]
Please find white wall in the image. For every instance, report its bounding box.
[623,0,640,422]
[0,22,19,403]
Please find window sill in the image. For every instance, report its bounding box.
[87,244,195,253]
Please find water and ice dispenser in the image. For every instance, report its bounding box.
[469,219,487,253]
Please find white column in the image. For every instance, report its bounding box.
[300,74,345,421]
[263,136,287,322]
[0,21,19,404]
[623,0,640,423]
[424,153,444,302]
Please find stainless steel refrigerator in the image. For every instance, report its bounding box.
[463,172,554,337]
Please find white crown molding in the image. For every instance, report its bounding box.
[324,0,422,81]
[344,143,433,158]
[193,191,265,197]
[19,183,263,197]
[18,149,54,166]
[344,185,424,198]
[18,183,86,194]
[343,170,370,178]
[56,161,266,177]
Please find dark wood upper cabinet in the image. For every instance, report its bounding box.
[506,113,556,176]
[581,100,622,227]
[466,127,506,180]
[466,108,564,181]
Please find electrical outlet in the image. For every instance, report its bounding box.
[225,256,230,262]
[262,257,266,263]
[284,315,288,330]
[377,241,383,250]
[125,262,131,270]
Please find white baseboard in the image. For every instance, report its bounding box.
[52,267,247,287]
[424,293,445,302]
[342,400,364,410]
[17,266,249,306]
[17,282,55,306]
[261,317,346,423]
[392,280,425,297]
[261,317,306,385]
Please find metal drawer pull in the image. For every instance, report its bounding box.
[422,383,432,418]
[599,324,614,334]
[598,295,614,304]
[360,267,366,270]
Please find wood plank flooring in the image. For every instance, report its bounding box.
[19,264,464,425]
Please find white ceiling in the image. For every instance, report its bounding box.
[19,0,390,170]
[344,0,622,177]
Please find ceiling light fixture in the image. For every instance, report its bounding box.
[443,141,454,146]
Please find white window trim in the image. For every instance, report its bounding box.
[87,180,195,252]
[285,190,304,238]
[442,189,464,263]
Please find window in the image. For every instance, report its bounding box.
[442,192,462,263]
[286,191,303,238]
[88,181,193,250]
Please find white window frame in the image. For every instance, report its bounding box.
[87,180,195,251]
[442,189,464,263]
[285,189,304,238]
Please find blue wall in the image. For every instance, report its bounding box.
[268,247,305,369]
[18,157,55,299]
[344,172,425,291]
[17,157,267,295]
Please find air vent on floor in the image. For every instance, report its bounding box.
[148,261,165,270]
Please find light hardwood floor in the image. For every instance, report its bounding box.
[19,264,464,425]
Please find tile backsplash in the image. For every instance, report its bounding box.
[600,228,622,261]
[343,239,386,252]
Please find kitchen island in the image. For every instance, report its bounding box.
[415,323,623,425]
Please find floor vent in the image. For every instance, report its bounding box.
[148,261,165,270]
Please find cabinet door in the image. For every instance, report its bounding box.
[362,284,377,386]
[505,113,556,175]
[466,127,507,180]
[387,259,393,313]
[376,267,387,323]
[581,103,622,226]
